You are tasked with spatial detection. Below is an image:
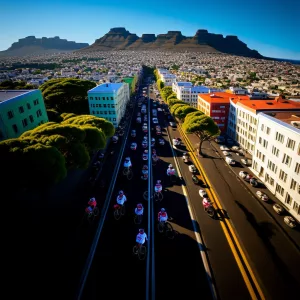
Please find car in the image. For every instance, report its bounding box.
[241,158,252,166]
[152,118,158,124]
[173,138,181,147]
[232,146,240,151]
[220,145,229,151]
[169,122,177,128]
[136,117,141,123]
[256,191,268,201]
[284,216,297,228]
[273,203,285,215]
[250,178,258,187]
[222,151,231,156]
[199,189,208,198]
[188,165,197,173]
[130,142,137,150]
[239,171,248,179]
[131,130,136,137]
[225,157,236,165]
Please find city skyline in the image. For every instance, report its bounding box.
[1,0,300,59]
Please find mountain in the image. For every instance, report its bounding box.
[79,27,263,58]
[0,36,89,57]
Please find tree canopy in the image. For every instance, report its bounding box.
[182,114,220,155]
[39,78,96,114]
[47,109,63,122]
[157,79,164,90]
[184,110,204,124]
[170,103,187,115]
[174,105,198,121]
[160,86,173,101]
[168,99,186,107]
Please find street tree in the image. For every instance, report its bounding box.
[160,86,173,101]
[182,114,220,156]
[157,79,164,90]
[39,78,96,114]
[174,105,198,121]
[168,99,186,107]
[170,103,186,115]
[184,110,204,124]
[47,109,63,122]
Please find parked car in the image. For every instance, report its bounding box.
[199,189,208,198]
[188,165,197,173]
[239,171,248,179]
[131,130,136,137]
[256,191,269,201]
[222,151,231,156]
[152,117,158,124]
[241,158,252,166]
[169,122,177,128]
[226,157,236,165]
[273,204,285,215]
[182,152,189,163]
[220,145,229,151]
[284,216,297,228]
[173,138,181,147]
[250,178,258,187]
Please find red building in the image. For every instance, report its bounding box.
[197,92,249,133]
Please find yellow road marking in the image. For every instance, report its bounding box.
[177,124,265,300]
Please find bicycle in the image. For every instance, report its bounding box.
[134,214,143,224]
[123,167,133,180]
[154,190,163,201]
[86,206,100,223]
[113,204,125,220]
[157,221,174,239]
[204,205,215,218]
[133,243,147,260]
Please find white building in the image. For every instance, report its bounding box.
[157,68,169,77]
[172,82,222,108]
[251,111,300,221]
[160,73,176,86]
[88,82,130,127]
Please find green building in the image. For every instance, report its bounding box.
[122,75,137,95]
[0,90,48,141]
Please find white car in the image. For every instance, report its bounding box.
[239,171,248,179]
[220,145,229,151]
[152,118,158,124]
[232,146,240,151]
[173,138,181,146]
[241,158,251,165]
[256,191,269,201]
[222,151,231,156]
[273,204,285,215]
[226,157,236,165]
[136,117,141,123]
[284,216,297,228]
[188,165,197,173]
[199,189,208,198]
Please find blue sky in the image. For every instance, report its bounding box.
[1,0,300,59]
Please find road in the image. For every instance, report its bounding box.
[165,107,300,298]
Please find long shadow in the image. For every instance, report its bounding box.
[235,200,299,292]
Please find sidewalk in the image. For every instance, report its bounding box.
[181,128,300,250]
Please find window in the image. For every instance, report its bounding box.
[263,139,268,149]
[102,97,105,100]
[279,170,287,182]
[90,97,94,100]
[26,103,31,109]
[298,143,300,155]
[259,137,262,144]
[103,104,107,108]
[261,124,264,131]
[266,127,271,135]
[12,124,18,133]
[295,163,300,175]
[275,132,284,143]
[7,110,14,119]
[34,99,39,105]
[293,202,299,215]
[29,115,34,123]
[111,104,115,108]
[111,97,114,100]
[282,154,292,167]
[99,104,102,108]
[276,184,284,196]
[95,97,98,100]
[285,193,292,205]
[106,97,109,100]
[113,118,116,121]
[19,106,24,113]
[286,138,295,150]
[36,109,42,117]
[22,118,28,127]
[107,104,110,108]
[104,111,107,115]
[272,146,279,157]
[291,178,297,190]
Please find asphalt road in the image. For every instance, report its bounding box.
[172,119,300,299]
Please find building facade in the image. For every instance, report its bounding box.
[160,73,176,86]
[251,112,300,221]
[88,83,130,127]
[0,90,48,141]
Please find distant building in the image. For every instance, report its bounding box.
[197,92,232,133]
[251,111,300,221]
[88,82,130,127]
[173,82,222,108]
[0,90,48,141]
[160,73,176,86]
[28,77,48,86]
[122,75,137,95]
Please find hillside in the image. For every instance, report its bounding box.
[0,36,89,57]
[79,27,262,58]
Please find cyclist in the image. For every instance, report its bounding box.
[202,198,211,209]
[124,157,132,169]
[167,164,176,176]
[142,150,148,160]
[152,153,159,162]
[158,208,168,223]
[112,135,118,143]
[85,197,97,213]
[116,190,127,206]
[135,203,144,216]
[151,138,155,146]
[152,148,156,155]
[141,165,148,180]
[136,228,148,247]
[154,180,162,193]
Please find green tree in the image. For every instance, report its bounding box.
[171,64,180,71]
[168,99,186,107]
[47,109,63,122]
[174,106,198,121]
[157,79,164,90]
[170,103,186,115]
[182,114,220,156]
[167,92,177,102]
[160,86,173,101]
[39,78,96,114]
[184,110,204,124]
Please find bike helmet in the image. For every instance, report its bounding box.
[156,180,161,184]
[168,164,173,168]
[118,190,124,195]
[125,157,130,161]
[90,197,96,202]
[139,229,144,234]
[152,138,155,141]
[137,203,143,210]
[161,208,165,212]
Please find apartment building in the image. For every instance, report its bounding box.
[160,73,176,86]
[227,97,300,154]
[251,111,300,221]
[88,82,130,127]
[0,90,48,141]
[173,82,222,108]
[197,92,236,133]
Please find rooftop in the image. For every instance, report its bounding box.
[0,90,31,103]
[88,83,123,93]
[176,82,193,87]
[199,92,249,104]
